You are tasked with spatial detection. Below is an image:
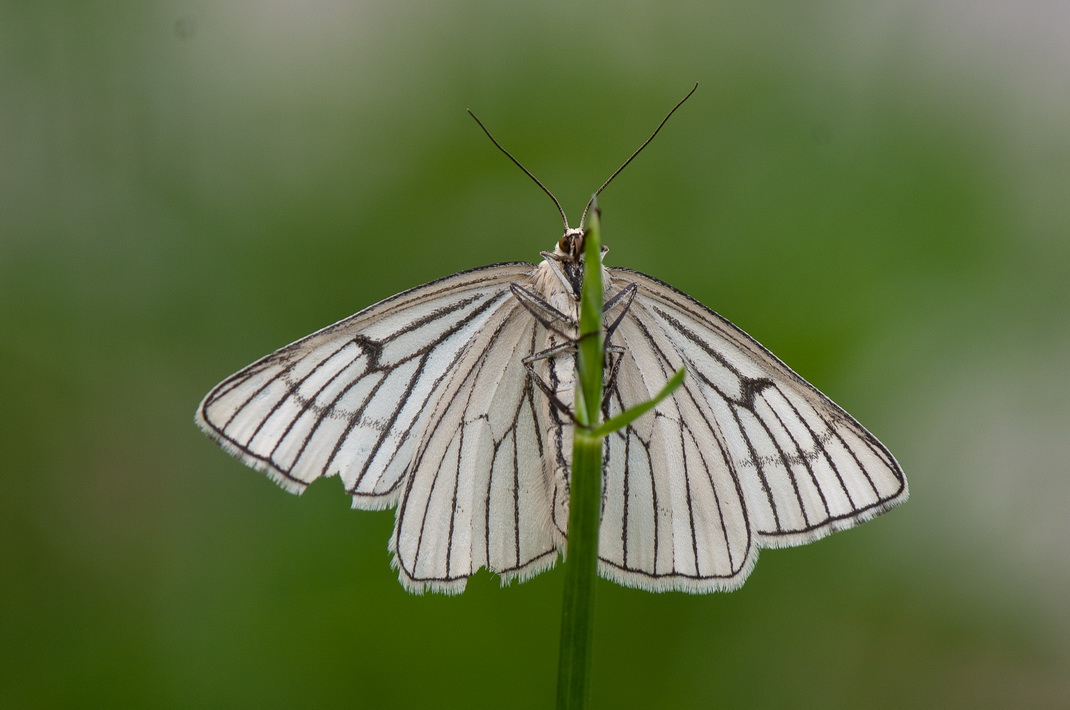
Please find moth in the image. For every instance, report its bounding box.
[196,90,907,594]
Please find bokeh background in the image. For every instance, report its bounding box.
[4,2,1069,707]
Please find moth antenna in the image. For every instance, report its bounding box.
[468,109,571,235]
[579,83,698,229]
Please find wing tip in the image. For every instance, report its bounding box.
[195,416,311,497]
[757,488,910,550]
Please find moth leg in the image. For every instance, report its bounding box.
[511,284,579,419]
[511,280,636,345]
[524,361,578,423]
[602,345,625,411]
[513,279,638,423]
[522,341,574,364]
[509,283,576,340]
[523,343,626,421]
[603,282,637,345]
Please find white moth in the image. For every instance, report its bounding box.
[196,98,907,595]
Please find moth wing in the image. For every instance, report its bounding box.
[196,263,535,511]
[598,268,907,592]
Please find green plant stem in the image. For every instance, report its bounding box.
[554,206,685,709]
[555,427,603,709]
[556,205,605,710]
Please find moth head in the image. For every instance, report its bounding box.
[555,227,609,265]
[557,228,585,263]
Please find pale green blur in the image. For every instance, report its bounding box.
[4,2,1069,707]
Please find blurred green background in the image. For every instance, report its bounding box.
[4,2,1069,708]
